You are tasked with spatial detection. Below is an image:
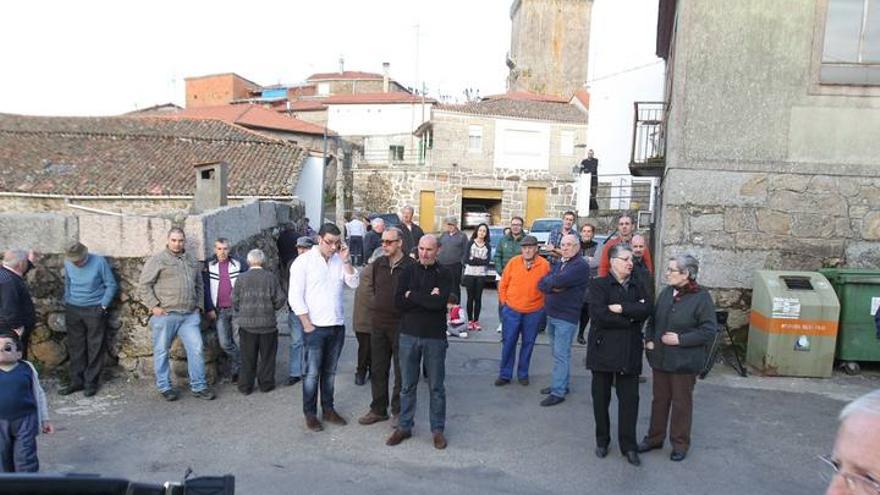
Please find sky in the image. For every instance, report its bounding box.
[0,0,513,116]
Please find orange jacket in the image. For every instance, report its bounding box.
[498,255,551,313]
[598,236,654,277]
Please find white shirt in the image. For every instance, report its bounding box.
[288,246,359,326]
[346,219,366,237]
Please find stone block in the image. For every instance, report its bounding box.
[790,213,836,239]
[30,339,67,368]
[756,209,791,235]
[768,174,810,193]
[863,211,880,241]
[846,241,880,267]
[0,213,78,253]
[806,175,839,194]
[664,170,768,207]
[47,312,66,334]
[662,245,769,289]
[690,213,724,233]
[259,201,278,231]
[661,207,686,245]
[724,207,757,233]
[768,190,848,216]
[692,231,735,248]
[79,214,172,258]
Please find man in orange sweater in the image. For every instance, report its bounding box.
[495,236,551,387]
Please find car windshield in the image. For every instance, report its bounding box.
[531,220,561,232]
[489,228,505,249]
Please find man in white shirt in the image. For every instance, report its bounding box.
[345,213,366,266]
[289,223,359,432]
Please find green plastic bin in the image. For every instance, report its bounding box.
[818,268,880,370]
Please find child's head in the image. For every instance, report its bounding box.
[446,293,459,307]
[0,331,23,364]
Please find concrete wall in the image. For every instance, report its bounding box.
[657,0,880,334]
[185,74,259,108]
[507,0,592,97]
[327,103,432,136]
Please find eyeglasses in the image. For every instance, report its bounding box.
[665,267,684,273]
[819,455,880,494]
[613,256,633,263]
[1,344,15,352]
[320,237,340,249]
[381,239,400,245]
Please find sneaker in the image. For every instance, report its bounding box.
[161,389,180,402]
[83,385,98,397]
[474,321,482,331]
[358,411,390,425]
[467,321,475,330]
[59,384,84,396]
[446,330,453,337]
[458,331,468,339]
[192,388,216,400]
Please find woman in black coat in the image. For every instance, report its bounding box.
[639,253,717,462]
[586,244,652,466]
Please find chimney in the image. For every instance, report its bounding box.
[382,62,390,93]
[339,56,345,74]
[193,161,228,213]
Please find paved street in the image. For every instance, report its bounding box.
[39,288,878,494]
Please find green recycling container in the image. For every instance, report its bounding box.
[818,268,880,365]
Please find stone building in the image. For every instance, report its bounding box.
[507,0,593,98]
[637,0,880,335]
[352,92,588,232]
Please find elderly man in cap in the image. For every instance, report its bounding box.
[438,216,469,305]
[496,235,551,387]
[0,250,37,358]
[60,242,118,397]
[285,236,315,386]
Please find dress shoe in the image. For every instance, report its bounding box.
[577,335,587,345]
[355,374,366,386]
[358,411,389,425]
[494,378,510,386]
[231,373,239,385]
[540,386,569,395]
[518,377,529,386]
[160,388,180,401]
[386,429,412,446]
[637,440,662,453]
[624,451,641,466]
[595,446,609,458]
[540,395,565,407]
[192,388,216,400]
[83,385,98,397]
[670,450,687,462]
[322,409,348,426]
[433,431,447,450]
[305,415,324,432]
[286,376,301,386]
[59,384,84,396]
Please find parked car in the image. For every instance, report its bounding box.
[366,212,401,231]
[485,225,507,284]
[529,218,562,246]
[463,204,492,228]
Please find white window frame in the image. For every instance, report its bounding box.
[468,125,483,153]
[811,0,880,93]
[317,82,330,95]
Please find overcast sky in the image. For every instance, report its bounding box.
[0,0,513,116]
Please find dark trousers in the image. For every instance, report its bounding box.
[20,327,33,362]
[645,370,697,452]
[578,302,590,338]
[349,236,364,266]
[302,325,345,417]
[65,304,107,388]
[356,331,371,377]
[443,263,463,304]
[591,371,640,453]
[239,328,278,393]
[370,326,401,416]
[462,275,485,322]
[0,412,39,472]
[398,333,447,433]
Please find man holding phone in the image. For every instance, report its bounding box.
[289,223,359,432]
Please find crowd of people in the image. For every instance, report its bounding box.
[1,206,874,487]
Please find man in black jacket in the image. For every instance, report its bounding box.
[587,244,652,466]
[386,235,452,450]
[0,250,36,358]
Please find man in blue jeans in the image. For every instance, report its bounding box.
[138,227,214,401]
[289,224,359,432]
[537,234,589,406]
[285,236,314,386]
[386,235,452,450]
[203,238,247,383]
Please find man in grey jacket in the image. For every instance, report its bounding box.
[138,228,214,401]
[437,216,468,304]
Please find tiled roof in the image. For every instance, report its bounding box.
[572,88,590,108]
[152,104,332,136]
[0,113,305,197]
[436,95,587,124]
[321,92,436,105]
[307,71,384,81]
[482,91,570,103]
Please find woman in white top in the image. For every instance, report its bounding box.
[462,223,491,331]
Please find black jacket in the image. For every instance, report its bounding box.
[0,265,35,330]
[395,262,452,339]
[364,231,382,262]
[400,223,425,256]
[369,255,416,332]
[645,286,717,374]
[586,274,652,374]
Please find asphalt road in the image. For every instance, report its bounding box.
[37,288,878,495]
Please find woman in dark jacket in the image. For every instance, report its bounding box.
[586,244,652,466]
[639,253,717,462]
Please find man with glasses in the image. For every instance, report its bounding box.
[493,217,527,333]
[598,214,654,277]
[823,389,880,495]
[537,235,589,406]
[358,227,415,427]
[587,244,652,466]
[289,223,359,432]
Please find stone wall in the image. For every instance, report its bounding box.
[1,200,303,382]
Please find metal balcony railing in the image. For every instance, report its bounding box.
[629,101,666,177]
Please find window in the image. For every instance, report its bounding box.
[468,125,482,152]
[821,0,880,85]
[560,130,575,156]
[630,180,654,211]
[389,145,405,162]
[317,82,330,95]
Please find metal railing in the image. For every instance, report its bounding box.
[629,101,666,169]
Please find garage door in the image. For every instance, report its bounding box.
[526,187,546,226]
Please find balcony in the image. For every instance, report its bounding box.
[629,101,666,177]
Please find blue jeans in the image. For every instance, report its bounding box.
[398,333,447,433]
[0,412,39,472]
[499,306,543,381]
[547,316,578,398]
[215,307,241,376]
[287,312,305,378]
[302,325,345,417]
[150,311,207,393]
